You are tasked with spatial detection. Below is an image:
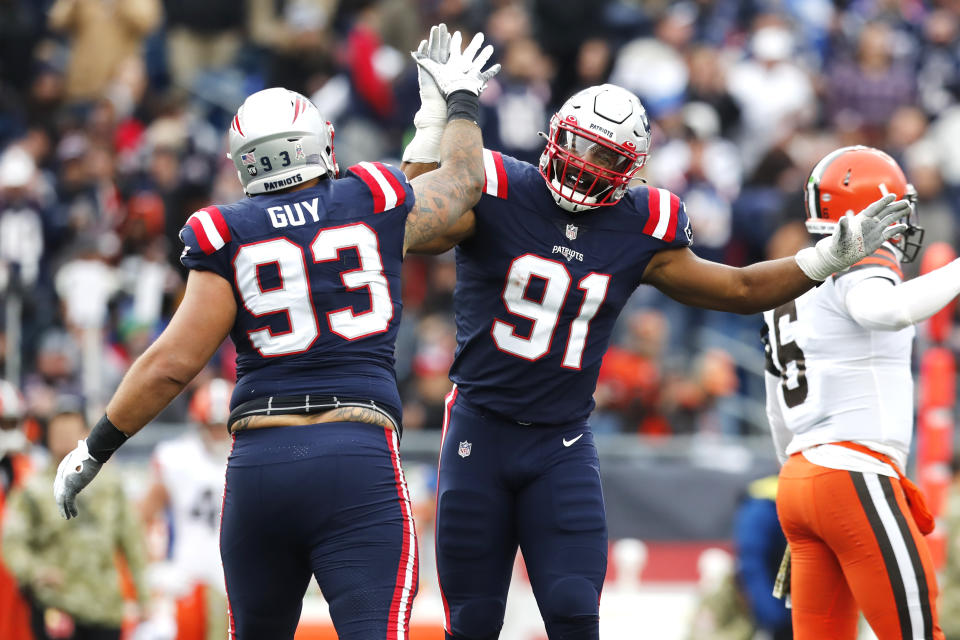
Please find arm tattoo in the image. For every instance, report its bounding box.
[405,119,484,254]
[229,406,395,432]
[324,406,395,427]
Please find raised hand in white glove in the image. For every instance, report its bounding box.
[795,194,910,281]
[53,439,102,519]
[412,28,500,98]
[403,24,452,164]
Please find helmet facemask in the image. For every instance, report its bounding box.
[540,115,646,212]
[892,184,924,263]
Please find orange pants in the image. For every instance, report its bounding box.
[777,453,943,640]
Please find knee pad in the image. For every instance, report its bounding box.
[540,576,600,622]
[447,597,504,640]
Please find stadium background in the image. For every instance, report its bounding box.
[2,0,960,638]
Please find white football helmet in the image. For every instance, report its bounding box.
[228,88,338,195]
[539,84,651,213]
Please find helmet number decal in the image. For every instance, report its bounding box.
[769,300,808,408]
[492,254,610,369]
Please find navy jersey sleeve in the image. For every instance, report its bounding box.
[178,205,233,280]
[638,187,693,248]
[343,161,415,216]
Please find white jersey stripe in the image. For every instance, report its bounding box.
[389,428,417,637]
[483,149,499,197]
[358,161,399,211]
[864,473,927,639]
[652,188,672,239]
[194,210,226,251]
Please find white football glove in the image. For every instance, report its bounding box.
[412,27,500,98]
[402,24,451,164]
[53,439,102,519]
[795,194,910,281]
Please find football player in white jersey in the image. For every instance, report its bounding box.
[764,146,960,640]
[140,378,233,640]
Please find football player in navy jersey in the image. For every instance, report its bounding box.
[401,25,912,640]
[52,26,499,640]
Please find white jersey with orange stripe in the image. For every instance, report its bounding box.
[763,243,913,471]
[152,432,229,592]
[178,162,415,417]
[449,150,692,424]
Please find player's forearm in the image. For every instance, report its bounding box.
[846,258,960,331]
[436,117,484,208]
[405,112,483,254]
[105,344,204,435]
[731,258,818,314]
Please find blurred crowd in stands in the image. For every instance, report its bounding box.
[1,0,960,440]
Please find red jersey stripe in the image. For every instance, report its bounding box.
[662,192,681,243]
[187,216,215,254]
[350,164,387,212]
[385,427,416,639]
[371,162,407,208]
[202,206,231,243]
[492,151,508,198]
[643,188,660,235]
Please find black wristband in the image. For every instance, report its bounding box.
[86,415,129,463]
[446,90,480,124]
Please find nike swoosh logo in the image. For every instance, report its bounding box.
[562,434,583,447]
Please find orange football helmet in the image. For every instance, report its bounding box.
[188,378,234,427]
[804,145,923,262]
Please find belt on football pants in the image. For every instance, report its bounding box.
[227,395,401,436]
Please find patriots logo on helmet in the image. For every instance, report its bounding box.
[295,141,305,160]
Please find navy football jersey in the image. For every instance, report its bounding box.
[449,150,692,424]
[179,162,414,418]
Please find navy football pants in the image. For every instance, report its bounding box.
[219,422,418,639]
[436,389,607,640]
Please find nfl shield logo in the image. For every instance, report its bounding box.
[458,441,472,458]
[565,223,578,240]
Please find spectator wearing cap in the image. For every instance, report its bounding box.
[0,145,61,377]
[0,379,32,640]
[609,6,692,120]
[727,23,815,172]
